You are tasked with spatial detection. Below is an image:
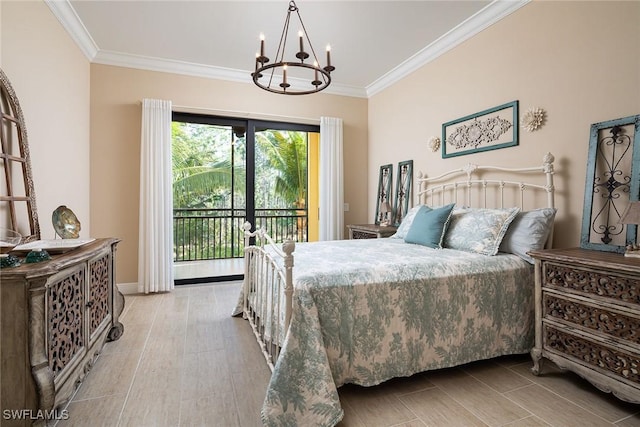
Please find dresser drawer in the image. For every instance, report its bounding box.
[543,292,640,345]
[541,261,640,308]
[543,324,640,386]
[351,230,377,239]
[531,248,640,404]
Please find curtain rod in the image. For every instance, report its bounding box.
[170,104,321,126]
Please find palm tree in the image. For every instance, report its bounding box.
[171,122,246,259]
[256,130,307,209]
[256,130,308,240]
[172,122,245,208]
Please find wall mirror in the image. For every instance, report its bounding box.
[0,68,40,243]
[580,114,640,252]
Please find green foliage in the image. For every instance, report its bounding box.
[171,122,246,208]
[256,130,308,209]
[171,122,309,261]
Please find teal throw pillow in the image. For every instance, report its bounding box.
[404,204,455,248]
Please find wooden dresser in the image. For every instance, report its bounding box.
[529,247,640,403]
[1,238,124,426]
[347,224,398,239]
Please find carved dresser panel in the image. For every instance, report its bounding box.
[0,238,123,426]
[529,247,640,404]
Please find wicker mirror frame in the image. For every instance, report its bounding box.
[0,68,40,242]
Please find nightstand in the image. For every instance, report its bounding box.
[529,247,640,404]
[347,224,398,239]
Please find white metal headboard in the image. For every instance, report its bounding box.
[416,152,555,210]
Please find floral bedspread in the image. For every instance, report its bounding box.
[235,238,535,427]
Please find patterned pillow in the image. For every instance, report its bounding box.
[499,208,557,263]
[404,204,455,248]
[444,207,520,255]
[390,205,422,239]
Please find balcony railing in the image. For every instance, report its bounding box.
[173,208,308,262]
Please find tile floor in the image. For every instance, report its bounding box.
[59,282,640,427]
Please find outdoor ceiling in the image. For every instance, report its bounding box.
[51,1,526,97]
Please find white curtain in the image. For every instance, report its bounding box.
[319,117,344,240]
[138,99,174,293]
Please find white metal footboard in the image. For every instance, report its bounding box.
[241,222,294,371]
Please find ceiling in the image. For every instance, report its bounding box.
[48,1,527,98]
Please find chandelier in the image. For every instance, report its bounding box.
[251,1,335,95]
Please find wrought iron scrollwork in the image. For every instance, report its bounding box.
[393,160,412,226]
[591,125,632,244]
[581,114,640,252]
[375,164,393,225]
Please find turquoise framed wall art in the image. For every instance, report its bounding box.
[442,100,519,158]
[580,114,640,253]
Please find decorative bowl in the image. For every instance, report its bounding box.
[0,228,22,255]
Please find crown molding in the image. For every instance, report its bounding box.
[45,0,98,60]
[365,0,531,97]
[48,0,526,99]
[93,50,367,98]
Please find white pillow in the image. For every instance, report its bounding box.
[499,208,557,263]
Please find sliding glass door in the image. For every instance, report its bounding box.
[171,113,319,283]
[253,122,319,243]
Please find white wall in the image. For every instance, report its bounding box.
[1,1,91,239]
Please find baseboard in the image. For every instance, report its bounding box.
[117,282,139,295]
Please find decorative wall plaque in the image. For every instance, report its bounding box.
[393,160,412,226]
[442,101,519,158]
[580,114,640,253]
[375,164,393,225]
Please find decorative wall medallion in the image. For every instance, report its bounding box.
[521,107,546,132]
[427,136,440,152]
[442,100,519,158]
[447,117,512,149]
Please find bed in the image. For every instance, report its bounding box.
[232,152,557,427]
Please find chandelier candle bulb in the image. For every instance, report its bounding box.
[299,30,304,54]
[260,33,265,57]
[280,64,290,90]
[326,45,331,67]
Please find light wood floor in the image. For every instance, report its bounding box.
[59,282,640,427]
